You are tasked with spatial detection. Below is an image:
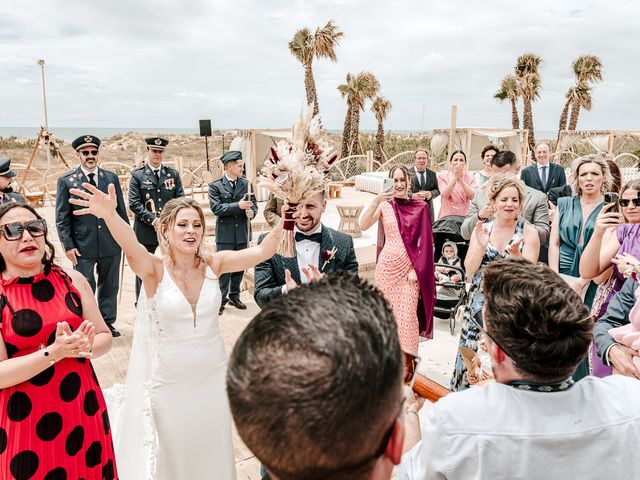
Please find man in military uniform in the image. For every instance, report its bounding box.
[0,157,27,204]
[128,137,184,299]
[55,135,129,337]
[209,150,257,315]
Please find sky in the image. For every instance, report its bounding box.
[1,0,639,132]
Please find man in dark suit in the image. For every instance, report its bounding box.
[254,190,359,308]
[209,150,257,314]
[520,143,567,194]
[0,157,27,204]
[594,277,640,379]
[129,137,184,299]
[409,149,439,222]
[55,135,129,337]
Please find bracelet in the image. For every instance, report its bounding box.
[42,348,55,366]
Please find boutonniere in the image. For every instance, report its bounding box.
[321,247,337,272]
[164,178,175,190]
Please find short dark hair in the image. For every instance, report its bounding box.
[490,150,517,168]
[482,258,592,381]
[449,149,467,162]
[0,202,55,272]
[227,275,404,480]
[481,144,499,158]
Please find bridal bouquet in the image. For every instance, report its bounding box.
[259,106,338,256]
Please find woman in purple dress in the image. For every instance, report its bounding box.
[580,179,640,376]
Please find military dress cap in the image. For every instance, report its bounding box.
[145,137,169,151]
[71,135,101,151]
[220,150,243,164]
[0,157,16,178]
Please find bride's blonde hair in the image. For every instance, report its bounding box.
[157,197,211,266]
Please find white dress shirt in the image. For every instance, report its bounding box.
[281,224,322,293]
[80,166,99,188]
[399,376,640,480]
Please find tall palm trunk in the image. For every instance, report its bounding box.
[374,119,384,162]
[510,98,520,129]
[341,103,352,157]
[568,101,581,130]
[348,107,361,156]
[304,63,319,116]
[523,99,535,150]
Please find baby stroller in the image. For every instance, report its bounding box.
[432,215,469,335]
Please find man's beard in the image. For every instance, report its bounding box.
[0,186,13,193]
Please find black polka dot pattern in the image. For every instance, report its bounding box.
[102,410,111,435]
[4,342,18,358]
[83,390,99,416]
[65,425,84,456]
[64,292,83,317]
[102,459,115,480]
[85,441,102,468]
[0,427,7,454]
[43,467,67,480]
[46,329,56,346]
[11,309,43,337]
[7,391,32,422]
[35,412,63,441]
[9,450,39,480]
[28,365,55,387]
[31,279,55,302]
[59,372,81,402]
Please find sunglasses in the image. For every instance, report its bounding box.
[466,313,517,365]
[619,198,640,208]
[1,219,47,241]
[80,150,99,157]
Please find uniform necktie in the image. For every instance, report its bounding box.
[541,166,548,189]
[154,169,160,181]
[88,173,96,187]
[295,231,322,243]
[230,180,236,191]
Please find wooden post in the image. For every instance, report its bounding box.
[447,105,457,161]
[608,132,614,159]
[365,150,373,172]
[18,127,44,193]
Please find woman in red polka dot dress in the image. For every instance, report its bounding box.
[0,203,117,480]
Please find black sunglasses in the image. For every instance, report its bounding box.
[80,150,99,157]
[1,219,47,241]
[619,198,640,208]
[466,313,517,365]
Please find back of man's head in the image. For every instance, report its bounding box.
[490,150,518,169]
[482,258,592,382]
[227,275,404,480]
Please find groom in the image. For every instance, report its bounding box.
[254,191,359,308]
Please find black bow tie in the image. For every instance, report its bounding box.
[295,231,322,243]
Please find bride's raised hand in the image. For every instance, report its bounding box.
[69,183,117,219]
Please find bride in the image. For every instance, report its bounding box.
[70,183,283,479]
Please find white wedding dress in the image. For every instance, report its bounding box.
[107,266,236,480]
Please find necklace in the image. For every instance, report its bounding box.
[508,377,575,393]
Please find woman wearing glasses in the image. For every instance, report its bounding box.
[450,174,539,391]
[0,203,117,479]
[580,179,640,376]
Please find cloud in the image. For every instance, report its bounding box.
[1,0,639,133]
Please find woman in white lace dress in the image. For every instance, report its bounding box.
[70,184,283,480]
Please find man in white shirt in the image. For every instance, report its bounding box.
[400,258,640,480]
[254,191,358,307]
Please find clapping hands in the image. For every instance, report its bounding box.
[51,320,95,360]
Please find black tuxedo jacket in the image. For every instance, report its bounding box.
[409,166,439,221]
[55,166,129,258]
[253,225,359,308]
[208,176,257,246]
[521,162,567,194]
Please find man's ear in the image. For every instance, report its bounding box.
[490,340,507,366]
[384,418,405,466]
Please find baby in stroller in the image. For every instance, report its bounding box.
[436,241,463,283]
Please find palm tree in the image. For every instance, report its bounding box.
[514,53,542,150]
[338,72,380,156]
[558,86,574,134]
[371,96,392,162]
[568,83,593,130]
[567,55,603,130]
[289,21,343,117]
[494,74,520,129]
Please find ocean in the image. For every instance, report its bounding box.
[0,127,198,143]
